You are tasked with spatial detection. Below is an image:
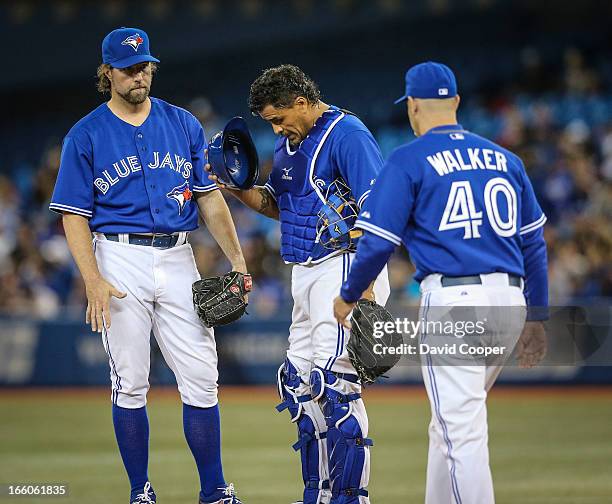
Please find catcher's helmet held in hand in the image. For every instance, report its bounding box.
[207,117,259,189]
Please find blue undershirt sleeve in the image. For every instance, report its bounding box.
[521,226,549,320]
[341,232,396,302]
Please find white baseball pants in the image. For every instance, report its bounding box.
[94,235,219,409]
[419,273,526,504]
[287,253,390,376]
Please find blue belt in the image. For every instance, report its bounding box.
[104,233,185,248]
[441,274,521,288]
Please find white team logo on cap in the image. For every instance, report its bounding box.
[122,33,144,52]
[438,88,449,96]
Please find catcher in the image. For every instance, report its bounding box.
[207,65,392,504]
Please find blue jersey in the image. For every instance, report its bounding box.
[356,124,546,282]
[264,106,383,264]
[50,97,217,233]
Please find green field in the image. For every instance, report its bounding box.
[1,387,611,503]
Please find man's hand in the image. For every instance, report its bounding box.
[231,261,249,303]
[203,148,279,220]
[205,163,229,190]
[61,213,126,333]
[192,272,251,327]
[360,282,375,302]
[85,277,127,332]
[205,148,237,191]
[196,188,249,306]
[334,296,356,330]
[516,321,547,368]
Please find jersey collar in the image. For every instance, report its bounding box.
[424,123,465,134]
[285,104,341,154]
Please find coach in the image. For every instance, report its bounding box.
[334,62,548,503]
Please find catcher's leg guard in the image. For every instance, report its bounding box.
[310,368,372,504]
[276,359,331,504]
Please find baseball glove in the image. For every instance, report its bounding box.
[348,299,403,384]
[192,271,252,328]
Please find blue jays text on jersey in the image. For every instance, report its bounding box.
[50,97,217,233]
[263,106,383,264]
[354,124,546,282]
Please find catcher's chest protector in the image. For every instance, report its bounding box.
[271,108,347,264]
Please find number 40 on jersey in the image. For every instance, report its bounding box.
[438,177,517,239]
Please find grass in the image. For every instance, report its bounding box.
[0,387,611,503]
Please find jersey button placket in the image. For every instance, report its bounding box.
[136,130,158,231]
[137,131,146,151]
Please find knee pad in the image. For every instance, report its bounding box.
[276,358,310,422]
[277,359,330,504]
[310,368,372,503]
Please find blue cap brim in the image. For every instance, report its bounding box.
[110,54,160,69]
[394,94,408,105]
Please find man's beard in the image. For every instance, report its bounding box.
[119,86,149,105]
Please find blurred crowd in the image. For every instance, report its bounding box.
[0,51,610,319]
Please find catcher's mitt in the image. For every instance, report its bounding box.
[192,271,252,328]
[348,299,403,384]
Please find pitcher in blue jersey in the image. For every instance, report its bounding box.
[50,27,245,504]
[334,62,548,503]
[207,65,390,504]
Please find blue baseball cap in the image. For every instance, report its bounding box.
[102,27,160,69]
[394,61,457,104]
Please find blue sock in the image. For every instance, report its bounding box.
[112,404,154,501]
[183,403,226,502]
